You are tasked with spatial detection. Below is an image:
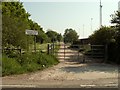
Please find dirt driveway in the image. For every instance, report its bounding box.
[2,43,118,88]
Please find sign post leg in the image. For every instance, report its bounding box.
[34,35,36,53]
[26,35,29,52]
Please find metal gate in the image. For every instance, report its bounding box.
[56,44,80,62]
[48,43,107,63]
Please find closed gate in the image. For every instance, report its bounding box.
[57,44,80,62]
[48,43,107,63]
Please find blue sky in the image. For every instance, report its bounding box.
[21,0,119,38]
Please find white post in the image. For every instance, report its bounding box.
[100,0,102,28]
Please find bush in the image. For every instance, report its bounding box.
[3,49,20,58]
[2,51,59,76]
[22,63,39,72]
[2,54,24,76]
[89,26,115,45]
[108,42,120,64]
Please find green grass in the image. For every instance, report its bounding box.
[2,54,24,76]
[2,51,59,76]
[29,42,60,53]
[0,43,60,76]
[36,43,47,50]
[29,43,49,53]
[54,43,60,55]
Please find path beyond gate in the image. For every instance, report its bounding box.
[48,43,108,63]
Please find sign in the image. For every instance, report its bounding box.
[25,30,38,35]
[119,1,120,12]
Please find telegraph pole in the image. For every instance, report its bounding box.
[83,24,84,38]
[91,18,93,32]
[100,0,102,28]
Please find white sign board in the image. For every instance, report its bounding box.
[25,30,38,35]
[119,1,120,12]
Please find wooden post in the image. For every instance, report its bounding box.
[50,44,51,54]
[53,43,55,55]
[27,35,30,52]
[26,35,28,52]
[91,45,93,58]
[19,49,21,56]
[26,35,30,52]
[34,35,36,53]
[78,49,79,62]
[105,44,108,62]
[50,44,52,54]
[64,44,65,60]
[47,44,50,54]
[83,55,85,63]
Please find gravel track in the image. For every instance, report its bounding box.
[2,43,118,88]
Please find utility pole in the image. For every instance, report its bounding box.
[83,24,84,38]
[91,18,93,32]
[79,28,81,39]
[100,0,102,28]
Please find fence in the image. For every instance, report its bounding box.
[47,43,61,55]
[47,44,54,55]
[84,45,108,62]
[2,48,22,57]
[51,44,108,63]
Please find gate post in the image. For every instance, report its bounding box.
[64,44,65,60]
[47,44,50,54]
[105,44,108,62]
[53,43,55,55]
[19,49,21,57]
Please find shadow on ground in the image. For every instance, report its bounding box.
[60,63,118,73]
[59,45,118,74]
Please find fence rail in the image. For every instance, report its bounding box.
[52,44,108,63]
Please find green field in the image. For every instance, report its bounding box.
[29,42,60,53]
[29,43,48,52]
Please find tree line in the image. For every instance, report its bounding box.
[2,2,60,76]
[2,2,63,50]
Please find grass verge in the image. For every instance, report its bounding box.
[2,51,59,76]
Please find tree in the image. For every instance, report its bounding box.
[28,19,49,44]
[46,30,58,42]
[57,33,62,42]
[89,26,115,45]
[2,2,49,49]
[88,26,118,63]
[36,30,49,44]
[111,11,120,45]
[2,2,30,19]
[2,2,30,49]
[63,28,79,43]
[111,11,120,26]
[110,11,120,63]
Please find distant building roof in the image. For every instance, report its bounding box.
[79,38,89,45]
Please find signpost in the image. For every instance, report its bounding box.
[25,30,38,53]
[25,30,38,35]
